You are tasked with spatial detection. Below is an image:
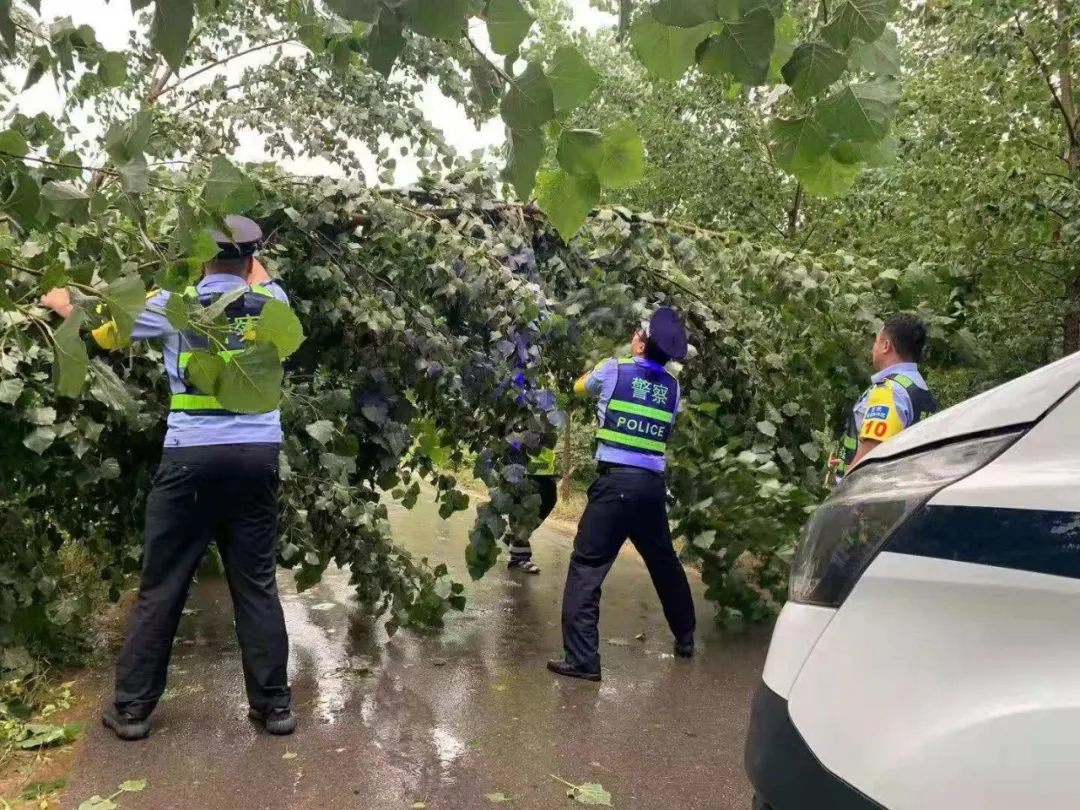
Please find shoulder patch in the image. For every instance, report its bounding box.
[865,404,891,422]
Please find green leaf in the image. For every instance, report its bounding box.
[569,782,612,806]
[631,14,713,82]
[0,0,15,52]
[770,115,830,173]
[118,155,149,194]
[306,420,336,445]
[0,378,24,404]
[325,0,380,21]
[164,293,190,330]
[42,182,90,223]
[799,442,820,461]
[23,426,55,454]
[118,780,147,792]
[486,793,512,803]
[77,797,117,810]
[696,8,775,85]
[89,359,137,415]
[102,274,148,344]
[485,0,534,56]
[781,41,847,101]
[653,0,722,26]
[186,350,225,396]
[597,120,645,189]
[253,299,305,359]
[104,110,153,164]
[535,169,600,239]
[500,62,555,131]
[768,12,797,81]
[407,0,469,38]
[149,0,194,72]
[97,51,128,87]
[850,26,900,76]
[4,169,41,227]
[367,9,405,76]
[796,152,859,196]
[216,342,283,414]
[822,0,896,50]
[756,420,777,437]
[202,156,258,214]
[53,309,88,398]
[0,129,28,157]
[17,723,66,749]
[24,46,50,91]
[557,129,604,176]
[814,82,896,143]
[831,135,896,166]
[504,128,545,200]
[471,60,504,112]
[546,46,600,113]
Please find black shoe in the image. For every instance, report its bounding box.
[248,707,296,735]
[546,660,601,682]
[674,642,695,659]
[102,706,151,741]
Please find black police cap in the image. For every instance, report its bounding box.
[207,215,263,260]
[648,307,688,361]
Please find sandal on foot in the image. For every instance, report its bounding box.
[508,559,541,574]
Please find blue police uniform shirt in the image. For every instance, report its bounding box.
[584,357,681,473]
[128,274,289,448]
[851,361,929,435]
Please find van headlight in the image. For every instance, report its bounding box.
[789,432,1020,607]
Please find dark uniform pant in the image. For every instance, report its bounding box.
[506,475,558,563]
[560,464,695,673]
[114,444,291,719]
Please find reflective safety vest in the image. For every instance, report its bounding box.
[596,358,678,457]
[837,372,938,478]
[171,284,276,414]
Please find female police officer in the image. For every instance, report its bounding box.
[548,308,696,681]
[41,216,295,739]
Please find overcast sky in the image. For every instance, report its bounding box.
[16,0,615,184]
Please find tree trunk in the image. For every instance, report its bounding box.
[560,415,573,501]
[1058,0,1080,354]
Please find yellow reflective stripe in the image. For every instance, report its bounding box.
[170,394,224,411]
[608,399,674,423]
[596,429,666,453]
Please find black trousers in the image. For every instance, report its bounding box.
[114,444,291,719]
[506,475,558,562]
[560,465,695,673]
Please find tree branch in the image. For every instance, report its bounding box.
[786,183,803,238]
[156,37,295,99]
[1013,13,1078,147]
[464,32,513,85]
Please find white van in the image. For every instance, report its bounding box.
[744,352,1080,810]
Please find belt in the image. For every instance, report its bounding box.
[597,462,664,477]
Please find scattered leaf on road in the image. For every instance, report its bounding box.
[432,658,447,667]
[487,792,512,803]
[606,638,629,647]
[283,750,298,760]
[634,634,646,641]
[552,776,613,806]
[119,780,146,792]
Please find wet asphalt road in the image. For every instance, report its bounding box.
[62,491,770,810]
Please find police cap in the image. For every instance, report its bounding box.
[207,215,263,260]
[647,307,688,361]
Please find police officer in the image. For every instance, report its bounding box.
[504,447,559,575]
[41,216,295,739]
[835,312,938,480]
[548,308,695,682]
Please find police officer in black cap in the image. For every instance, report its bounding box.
[42,216,296,739]
[548,308,696,681]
